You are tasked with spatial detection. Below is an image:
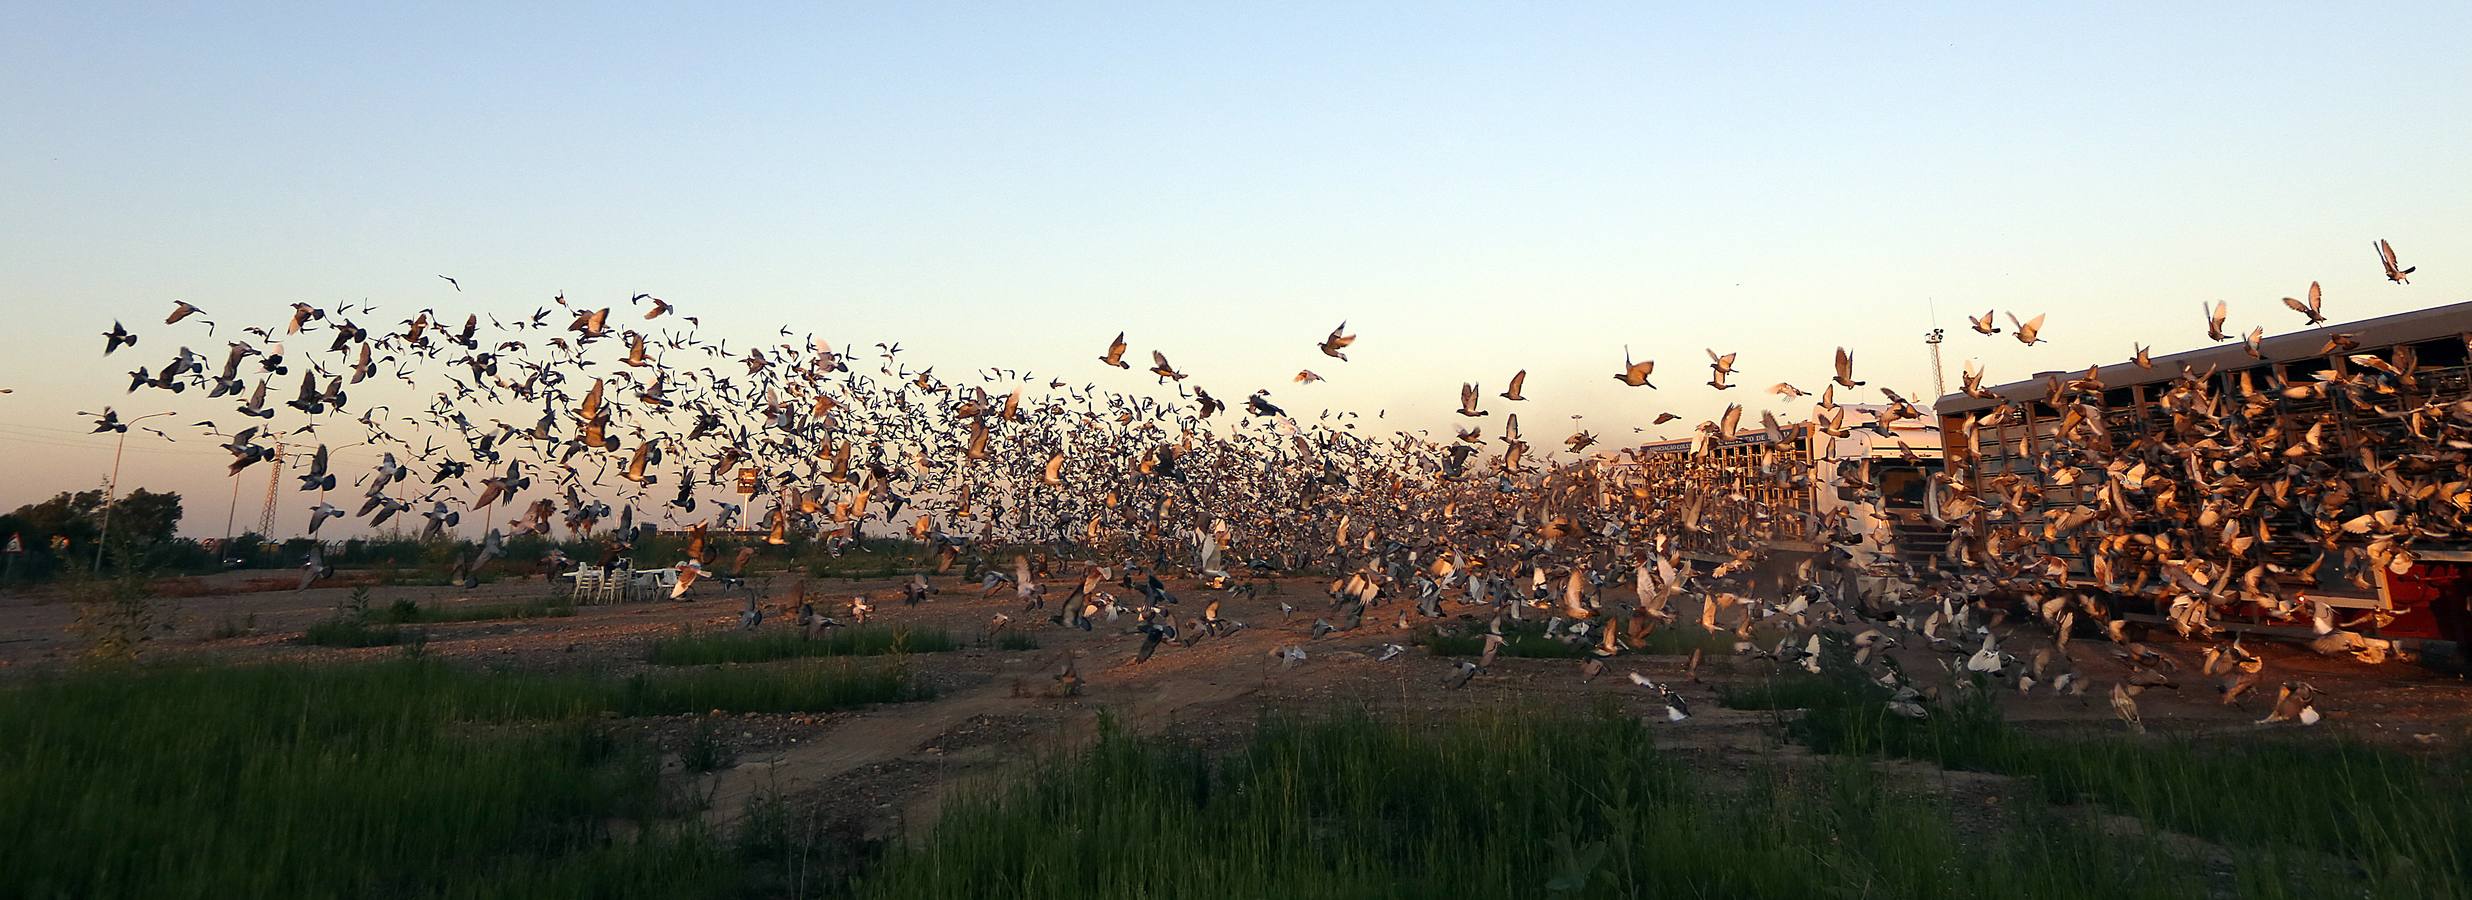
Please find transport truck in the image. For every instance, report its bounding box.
[1934,299,2472,648]
[1601,406,1946,595]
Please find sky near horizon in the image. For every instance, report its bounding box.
[3,3,2469,537]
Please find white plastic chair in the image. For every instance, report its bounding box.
[570,567,622,604]
[632,568,680,602]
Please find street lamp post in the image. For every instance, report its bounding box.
[94,411,177,573]
[1923,328,1947,401]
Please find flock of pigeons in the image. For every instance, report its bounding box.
[72,238,2444,731]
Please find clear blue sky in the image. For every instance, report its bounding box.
[3,3,2468,535]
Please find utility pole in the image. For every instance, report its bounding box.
[1924,328,1947,401]
[94,411,176,572]
[223,476,242,561]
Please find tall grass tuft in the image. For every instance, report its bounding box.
[1717,671,1867,711]
[647,625,955,665]
[859,709,2208,899]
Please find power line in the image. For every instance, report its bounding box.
[0,423,402,464]
[0,430,227,457]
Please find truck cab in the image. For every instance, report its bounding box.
[1809,410,1948,576]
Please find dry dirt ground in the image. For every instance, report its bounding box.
[5,568,2470,842]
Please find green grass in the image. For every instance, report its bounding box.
[0,658,926,899]
[857,708,2208,899]
[1735,665,2471,899]
[612,661,933,715]
[300,616,409,647]
[990,631,1040,651]
[8,650,2459,900]
[1718,671,1876,711]
[371,596,576,625]
[647,625,957,665]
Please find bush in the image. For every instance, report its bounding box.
[681,716,733,773]
[67,571,176,659]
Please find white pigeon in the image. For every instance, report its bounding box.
[1965,633,2003,673]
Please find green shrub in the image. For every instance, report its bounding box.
[67,571,173,659]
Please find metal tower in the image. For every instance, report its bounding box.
[256,441,283,536]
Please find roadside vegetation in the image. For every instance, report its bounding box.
[861,709,2211,899]
[0,657,931,899]
[4,648,2458,899]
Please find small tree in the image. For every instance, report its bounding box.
[67,567,175,660]
[106,489,184,547]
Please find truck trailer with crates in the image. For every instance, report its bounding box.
[1933,299,2472,650]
